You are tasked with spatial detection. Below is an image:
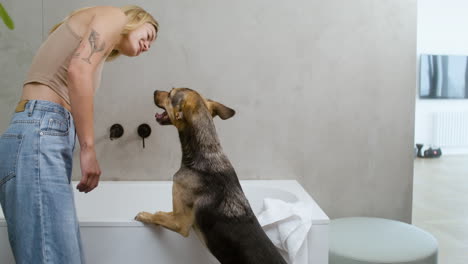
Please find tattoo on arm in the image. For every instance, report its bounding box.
[73,41,83,57]
[81,29,106,64]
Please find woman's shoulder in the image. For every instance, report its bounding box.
[69,6,125,22]
[67,6,126,35]
[88,6,126,18]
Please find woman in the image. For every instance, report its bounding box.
[0,5,158,263]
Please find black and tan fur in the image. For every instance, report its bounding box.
[135,88,287,264]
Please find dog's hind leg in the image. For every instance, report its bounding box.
[135,183,194,237]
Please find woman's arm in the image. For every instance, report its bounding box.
[67,7,127,193]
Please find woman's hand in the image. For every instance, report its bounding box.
[77,145,101,193]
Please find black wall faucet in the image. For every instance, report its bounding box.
[137,124,151,148]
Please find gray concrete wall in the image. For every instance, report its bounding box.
[0,0,416,222]
[0,0,42,126]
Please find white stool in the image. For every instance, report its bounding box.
[329,217,438,264]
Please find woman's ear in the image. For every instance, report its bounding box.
[206,99,235,120]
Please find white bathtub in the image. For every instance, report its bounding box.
[0,180,329,264]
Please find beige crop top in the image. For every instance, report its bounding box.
[24,20,104,105]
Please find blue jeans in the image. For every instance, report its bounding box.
[0,100,85,264]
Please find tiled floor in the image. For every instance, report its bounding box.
[413,155,468,264]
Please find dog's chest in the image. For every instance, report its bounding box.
[174,169,201,188]
[173,168,203,205]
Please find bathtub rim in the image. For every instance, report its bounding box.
[0,179,329,227]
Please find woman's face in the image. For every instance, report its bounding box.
[118,22,157,57]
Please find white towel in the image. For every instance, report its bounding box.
[257,198,313,264]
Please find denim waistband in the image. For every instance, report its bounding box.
[18,100,70,119]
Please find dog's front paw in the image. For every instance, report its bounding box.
[135,211,154,223]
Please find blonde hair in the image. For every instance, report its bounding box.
[49,5,159,61]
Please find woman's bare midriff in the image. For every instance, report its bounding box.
[21,83,72,112]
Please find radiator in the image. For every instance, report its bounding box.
[433,112,468,147]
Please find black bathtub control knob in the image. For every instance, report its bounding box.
[110,124,124,140]
[137,124,151,148]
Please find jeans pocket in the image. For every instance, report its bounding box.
[42,115,70,136]
[0,133,24,186]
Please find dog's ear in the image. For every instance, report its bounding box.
[206,99,235,120]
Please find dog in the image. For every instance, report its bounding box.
[135,88,287,264]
